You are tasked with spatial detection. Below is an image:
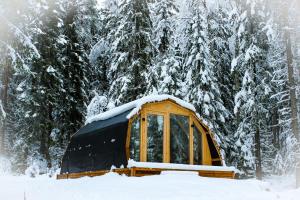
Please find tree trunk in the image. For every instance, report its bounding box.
[253,63,262,180]
[271,108,280,149]
[0,58,11,155]
[255,126,262,180]
[285,24,300,189]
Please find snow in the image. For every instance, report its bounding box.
[46,66,56,73]
[0,101,6,119]
[0,173,299,200]
[127,160,237,172]
[86,94,108,120]
[86,95,196,124]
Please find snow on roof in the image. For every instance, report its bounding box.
[85,95,196,125]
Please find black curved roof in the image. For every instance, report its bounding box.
[73,109,133,139]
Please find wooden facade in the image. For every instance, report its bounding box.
[125,99,223,165]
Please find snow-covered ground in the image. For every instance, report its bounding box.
[0,172,299,200]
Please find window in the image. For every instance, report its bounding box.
[170,114,189,164]
[193,125,202,165]
[129,116,140,161]
[147,114,164,162]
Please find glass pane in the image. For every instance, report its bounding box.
[130,116,140,161]
[170,114,189,164]
[193,126,202,165]
[147,114,164,162]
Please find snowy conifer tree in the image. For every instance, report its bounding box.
[208,4,235,158]
[146,0,182,96]
[185,0,228,147]
[231,0,273,178]
[107,0,154,105]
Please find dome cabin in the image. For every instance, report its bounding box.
[57,95,235,179]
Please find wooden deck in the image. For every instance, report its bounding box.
[57,167,235,179]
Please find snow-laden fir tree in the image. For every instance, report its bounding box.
[207,3,235,160]
[89,0,119,96]
[231,0,273,178]
[146,0,183,96]
[107,0,154,105]
[184,0,228,147]
[267,29,295,175]
[56,0,90,142]
[0,0,46,171]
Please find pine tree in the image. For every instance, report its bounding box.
[208,4,235,161]
[89,0,119,96]
[146,0,182,96]
[107,0,154,105]
[185,0,228,147]
[231,0,272,178]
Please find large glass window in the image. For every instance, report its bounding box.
[130,116,140,161]
[193,125,202,165]
[147,114,164,162]
[170,114,189,164]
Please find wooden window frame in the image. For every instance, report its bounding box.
[143,110,167,163]
[126,100,223,166]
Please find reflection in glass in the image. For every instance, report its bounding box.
[170,114,189,164]
[147,114,164,162]
[193,126,202,165]
[130,116,140,161]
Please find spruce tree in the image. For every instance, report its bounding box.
[108,0,154,105]
[208,5,235,160]
[147,0,182,96]
[185,0,228,147]
[232,0,272,178]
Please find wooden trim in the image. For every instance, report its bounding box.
[126,118,132,160]
[140,110,146,162]
[57,167,235,179]
[165,112,170,163]
[189,116,193,165]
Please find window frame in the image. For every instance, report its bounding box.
[143,110,167,163]
[169,113,191,164]
[192,123,203,165]
[126,114,141,161]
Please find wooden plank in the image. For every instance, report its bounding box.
[165,112,170,163]
[199,170,235,179]
[189,116,193,165]
[125,118,133,160]
[57,167,235,180]
[140,110,146,162]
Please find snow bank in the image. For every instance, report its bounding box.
[127,160,237,172]
[86,95,196,124]
[0,173,299,200]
